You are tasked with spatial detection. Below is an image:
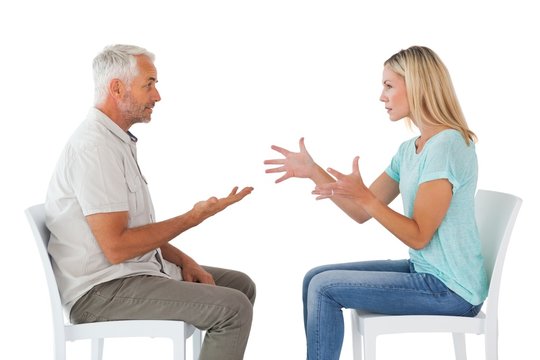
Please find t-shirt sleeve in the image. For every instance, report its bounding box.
[418,134,474,193]
[385,142,404,183]
[68,145,129,216]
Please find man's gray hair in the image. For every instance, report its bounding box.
[92,44,155,105]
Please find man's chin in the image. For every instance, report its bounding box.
[131,117,152,126]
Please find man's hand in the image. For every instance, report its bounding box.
[192,186,254,222]
[180,255,215,284]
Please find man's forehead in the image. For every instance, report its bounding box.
[135,56,158,79]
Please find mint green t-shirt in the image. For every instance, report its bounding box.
[385,129,488,305]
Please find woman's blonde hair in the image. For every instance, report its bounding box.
[384,46,477,144]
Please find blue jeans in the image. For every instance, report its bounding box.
[302,259,482,360]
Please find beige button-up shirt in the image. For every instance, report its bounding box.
[46,108,182,313]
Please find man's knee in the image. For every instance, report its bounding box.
[237,292,254,327]
[213,289,254,331]
[239,272,256,305]
[212,267,256,305]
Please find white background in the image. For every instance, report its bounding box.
[1,1,538,359]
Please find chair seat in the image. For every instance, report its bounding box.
[353,309,486,335]
[65,320,199,341]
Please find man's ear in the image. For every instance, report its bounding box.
[109,79,124,99]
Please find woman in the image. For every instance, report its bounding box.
[264,46,488,360]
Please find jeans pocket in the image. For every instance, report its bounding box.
[81,311,97,323]
[89,277,128,301]
[419,273,450,295]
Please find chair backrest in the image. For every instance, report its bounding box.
[25,204,66,336]
[475,190,522,314]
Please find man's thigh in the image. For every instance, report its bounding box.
[202,265,256,304]
[71,274,252,329]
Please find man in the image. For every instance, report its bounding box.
[45,44,255,360]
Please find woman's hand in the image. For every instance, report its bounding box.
[312,156,368,201]
[264,137,318,183]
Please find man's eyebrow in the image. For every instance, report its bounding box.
[147,77,158,82]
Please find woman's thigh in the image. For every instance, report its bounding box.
[303,259,410,296]
[305,259,411,279]
[307,266,477,316]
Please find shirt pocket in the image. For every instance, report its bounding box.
[126,173,145,217]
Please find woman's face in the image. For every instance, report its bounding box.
[380,66,410,121]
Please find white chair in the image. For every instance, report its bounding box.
[350,189,522,360]
[25,203,203,360]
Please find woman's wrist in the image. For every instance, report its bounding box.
[311,163,335,185]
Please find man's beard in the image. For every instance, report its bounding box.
[119,91,152,125]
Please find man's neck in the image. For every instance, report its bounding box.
[96,101,130,132]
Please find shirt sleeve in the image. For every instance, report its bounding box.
[418,133,475,193]
[67,144,130,216]
[385,141,405,183]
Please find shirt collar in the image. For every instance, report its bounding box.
[88,107,137,145]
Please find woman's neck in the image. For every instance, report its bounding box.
[415,125,451,153]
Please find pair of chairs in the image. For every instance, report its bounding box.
[27,189,521,360]
[25,204,203,360]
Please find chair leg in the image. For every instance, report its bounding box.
[452,333,467,360]
[363,334,377,360]
[91,338,104,360]
[54,338,67,360]
[352,334,364,360]
[172,326,187,360]
[192,329,202,360]
[485,327,498,360]
[351,312,364,360]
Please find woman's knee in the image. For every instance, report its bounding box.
[303,265,331,289]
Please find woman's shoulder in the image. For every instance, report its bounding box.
[430,129,473,149]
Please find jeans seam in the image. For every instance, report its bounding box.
[319,282,446,297]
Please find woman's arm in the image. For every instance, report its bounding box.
[264,138,399,223]
[314,156,452,249]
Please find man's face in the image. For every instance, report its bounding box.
[119,56,161,126]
